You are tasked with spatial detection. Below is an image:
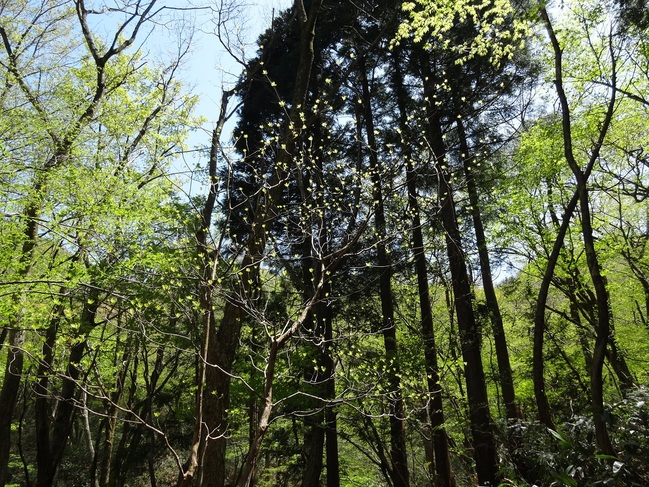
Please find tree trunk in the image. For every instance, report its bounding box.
[426,108,499,486]
[390,51,454,487]
[301,101,328,487]
[192,2,325,484]
[34,301,65,487]
[323,299,340,487]
[300,307,326,487]
[456,118,521,422]
[109,334,137,487]
[238,342,279,487]
[0,327,25,486]
[360,56,410,487]
[540,7,617,456]
[197,294,248,487]
[300,301,329,487]
[49,294,100,487]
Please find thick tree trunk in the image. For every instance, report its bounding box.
[300,303,326,487]
[301,301,331,487]
[178,85,249,487]
[323,301,340,487]
[302,415,325,487]
[300,288,340,487]
[198,295,248,487]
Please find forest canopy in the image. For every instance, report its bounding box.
[2,0,649,486]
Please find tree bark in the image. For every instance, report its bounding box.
[323,299,340,487]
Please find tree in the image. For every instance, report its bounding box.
[0,1,196,484]
[387,42,455,487]
[538,2,618,455]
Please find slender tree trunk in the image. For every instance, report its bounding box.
[34,300,65,487]
[360,57,410,487]
[0,327,25,486]
[238,341,279,487]
[625,255,649,321]
[564,284,594,389]
[144,345,165,487]
[581,191,616,455]
[238,273,331,487]
[193,2,325,485]
[456,118,521,422]
[533,187,580,429]
[540,7,617,456]
[605,341,634,392]
[407,159,455,487]
[563,270,635,393]
[247,327,261,487]
[33,284,100,487]
[105,330,132,487]
[81,390,95,461]
[390,51,454,487]
[426,107,499,486]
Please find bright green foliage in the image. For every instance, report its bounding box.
[0,2,199,485]
[394,0,529,66]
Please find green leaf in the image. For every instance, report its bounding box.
[553,472,578,487]
[547,428,572,448]
[594,453,617,460]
